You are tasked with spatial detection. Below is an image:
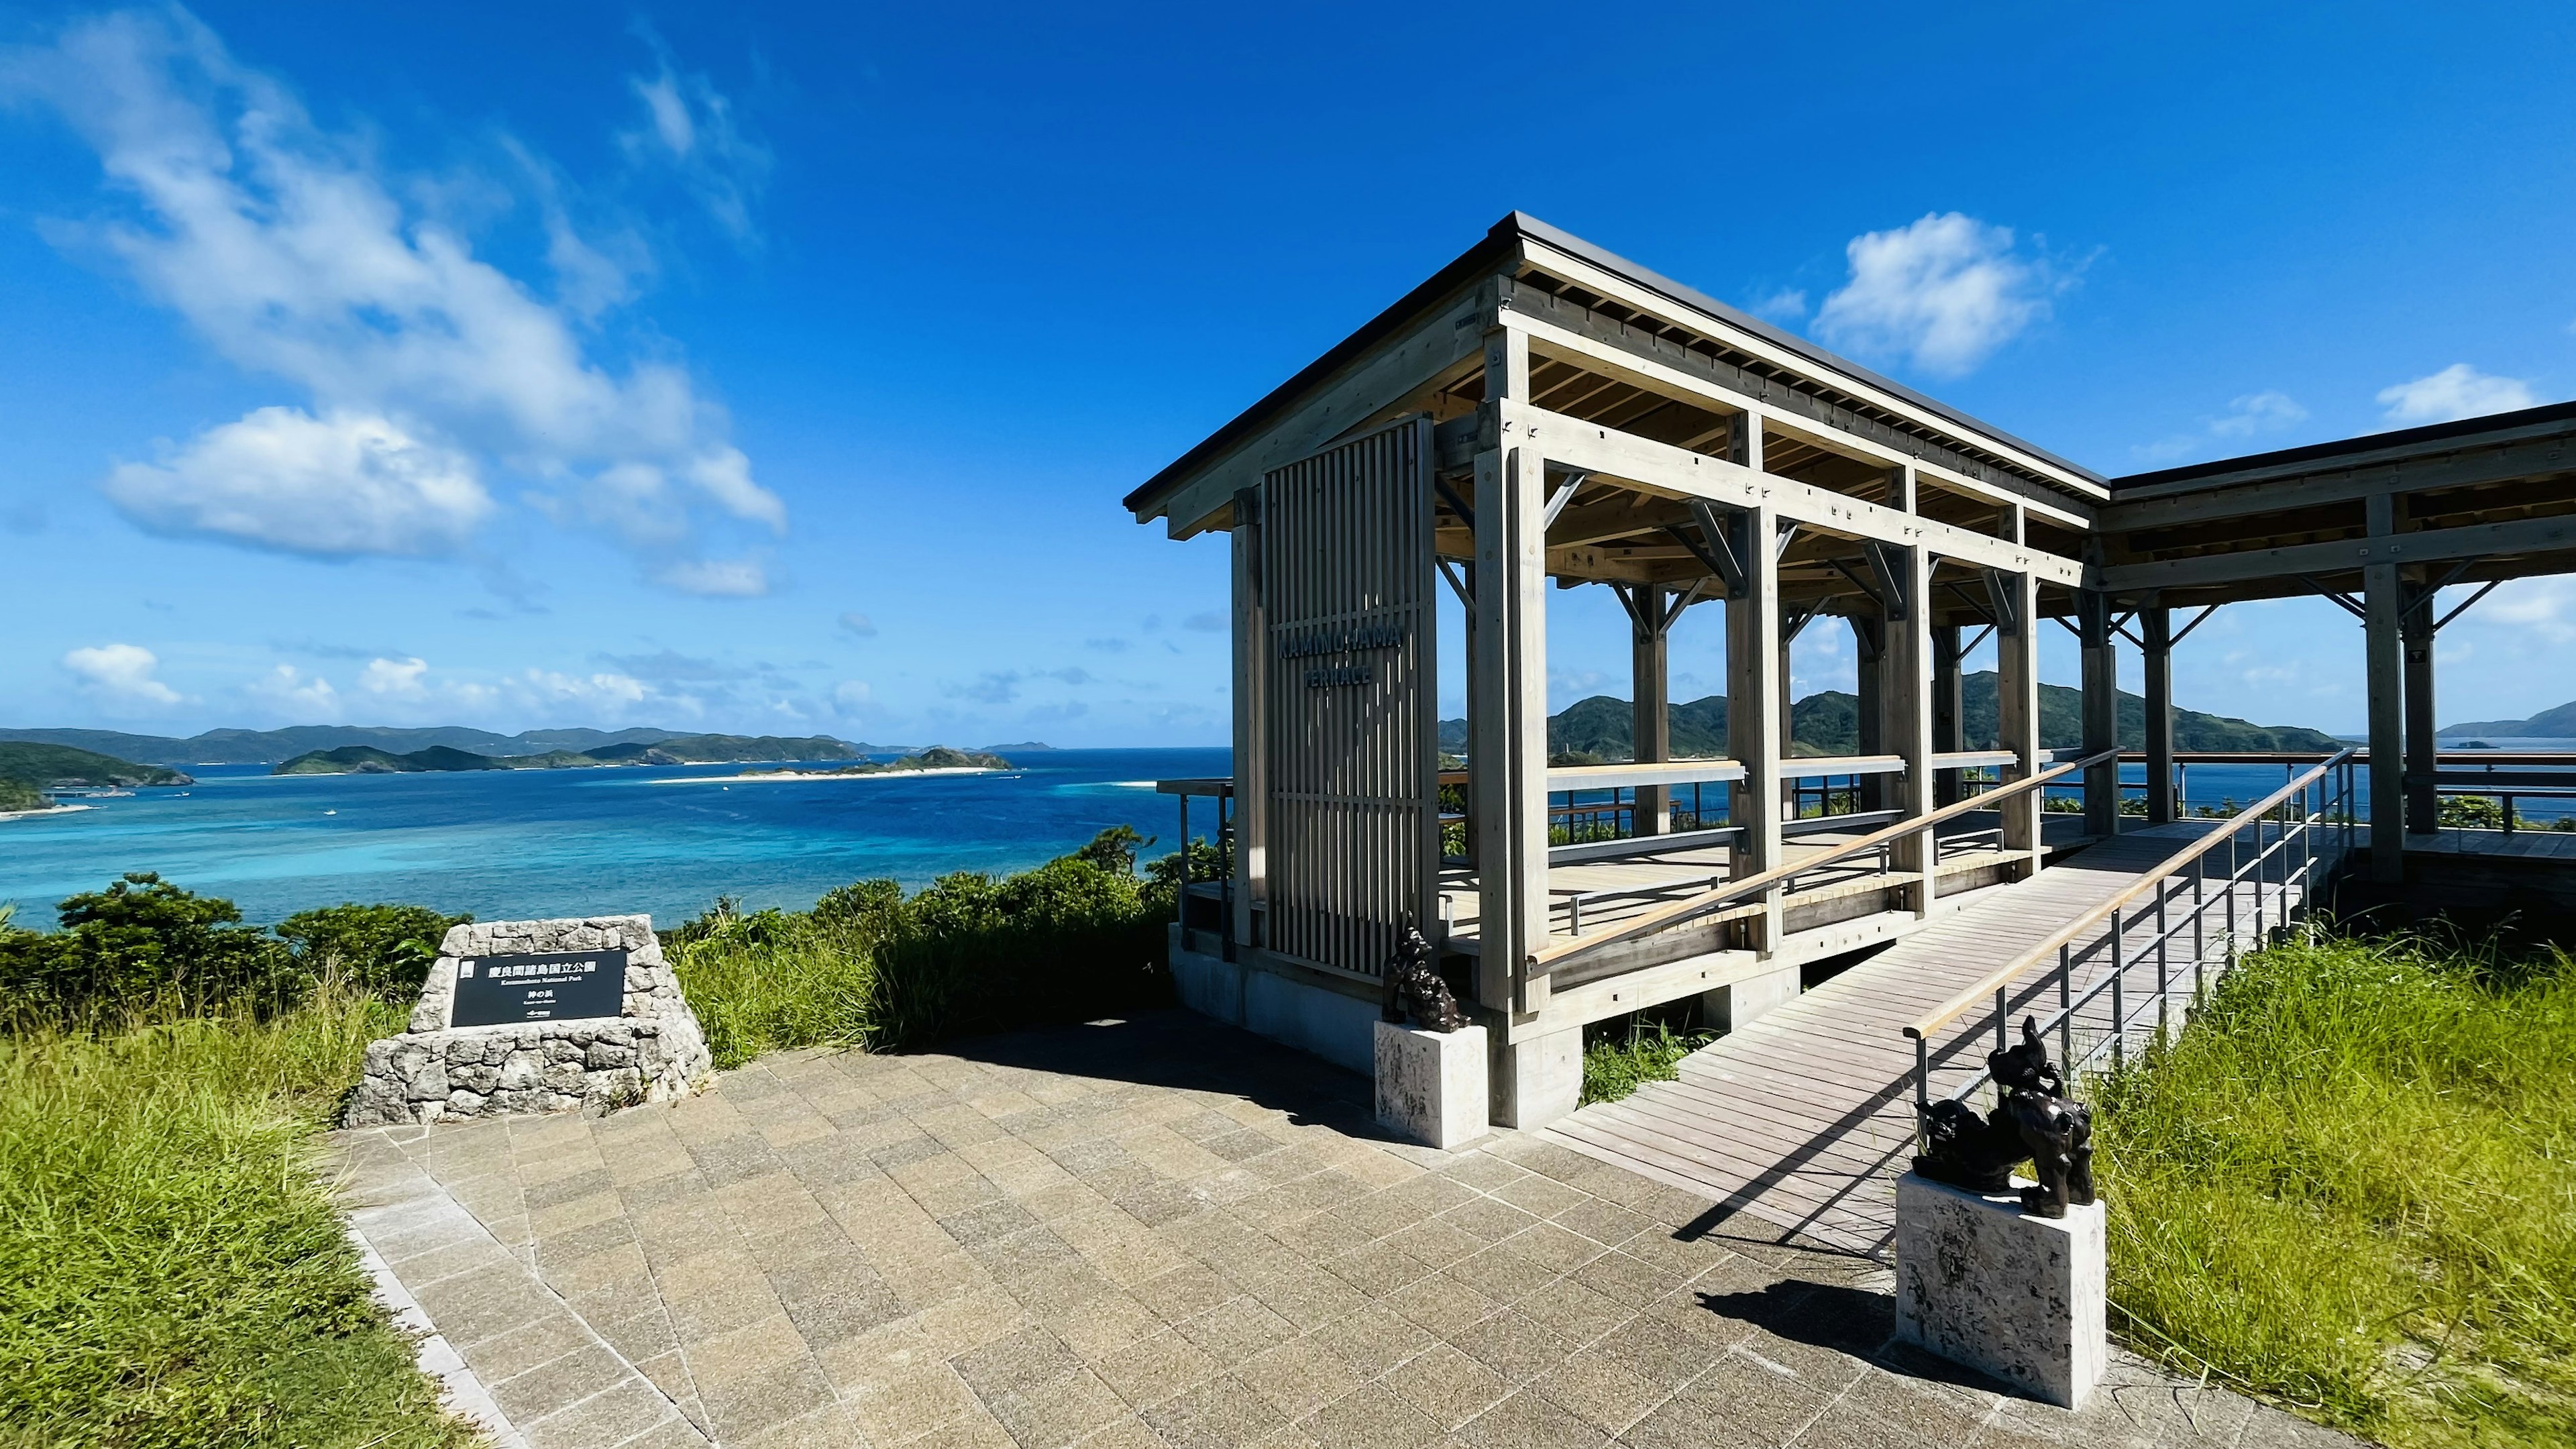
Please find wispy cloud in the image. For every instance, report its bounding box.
[2133,390,2309,464]
[2377,364,2539,425]
[1815,213,2076,376]
[837,612,879,639]
[3,9,784,591]
[621,25,770,246]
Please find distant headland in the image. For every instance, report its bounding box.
[0,726,1059,812]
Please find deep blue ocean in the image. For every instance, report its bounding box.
[0,749,1228,928]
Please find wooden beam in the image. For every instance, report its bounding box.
[1507,246,2109,504]
[2108,421,2576,527]
[1501,301,2102,530]
[2099,513,2576,591]
[1496,399,2087,584]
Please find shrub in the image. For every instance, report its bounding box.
[667,828,1175,1065]
[0,877,468,1028]
[0,874,292,1027]
[272,903,470,1000]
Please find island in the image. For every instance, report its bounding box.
[733,747,1013,778]
[0,742,195,814]
[271,733,863,775]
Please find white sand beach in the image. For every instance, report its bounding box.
[647,767,1004,785]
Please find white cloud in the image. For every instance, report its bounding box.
[833,680,873,712]
[2481,575,2576,644]
[2206,390,2308,438]
[1815,213,2065,376]
[837,612,878,638]
[358,655,431,697]
[655,555,770,597]
[103,407,489,556]
[246,663,339,717]
[61,642,182,711]
[5,9,784,588]
[508,668,649,712]
[2376,364,2539,425]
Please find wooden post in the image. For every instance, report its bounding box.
[1472,327,1550,1010]
[1727,418,1784,950]
[2365,494,2405,881]
[1884,535,1937,916]
[2143,603,2175,824]
[1230,495,1267,955]
[1994,563,2043,879]
[2080,591,2121,837]
[1851,613,1886,812]
[2402,575,2438,836]
[1931,624,1963,807]
[1631,587,1670,835]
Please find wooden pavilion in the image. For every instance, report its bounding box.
[1129,213,2576,1130]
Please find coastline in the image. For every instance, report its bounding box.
[648,767,1004,785]
[0,803,97,823]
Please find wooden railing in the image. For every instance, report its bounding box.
[1525,747,2121,977]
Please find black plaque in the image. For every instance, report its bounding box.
[451,948,629,1028]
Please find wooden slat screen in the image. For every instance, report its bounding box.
[1259,417,1439,977]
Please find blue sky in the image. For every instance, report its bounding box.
[4,3,2572,745]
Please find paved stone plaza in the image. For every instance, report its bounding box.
[335,1012,2359,1449]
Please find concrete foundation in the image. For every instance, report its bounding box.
[1167,931,1379,1076]
[1894,1172,2107,1409]
[1701,964,1801,1032]
[1491,1026,1582,1130]
[1374,1020,1490,1148]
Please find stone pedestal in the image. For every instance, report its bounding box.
[1375,1020,1490,1148]
[1894,1172,2106,1409]
[343,916,711,1128]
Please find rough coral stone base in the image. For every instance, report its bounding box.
[1374,1019,1489,1149]
[342,916,710,1128]
[1894,1171,2107,1409]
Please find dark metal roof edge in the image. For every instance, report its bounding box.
[1501,213,2108,486]
[1124,212,2107,521]
[2114,397,2576,491]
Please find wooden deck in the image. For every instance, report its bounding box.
[1538,820,2321,1257]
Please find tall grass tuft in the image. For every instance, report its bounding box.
[0,989,474,1449]
[2096,926,2576,1448]
[1580,1017,1712,1105]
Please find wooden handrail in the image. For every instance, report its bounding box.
[1527,747,2121,975]
[1900,746,2357,1042]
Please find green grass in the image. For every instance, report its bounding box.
[0,989,474,1449]
[1580,1018,1712,1105]
[2096,927,2576,1448]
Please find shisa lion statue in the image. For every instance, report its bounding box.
[1381,924,1466,1032]
[1913,1016,2096,1218]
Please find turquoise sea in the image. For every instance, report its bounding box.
[0,748,1229,928]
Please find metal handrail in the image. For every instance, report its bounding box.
[1527,747,2121,975]
[1901,746,2358,1044]
[1901,747,2358,1146]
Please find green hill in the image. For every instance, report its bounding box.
[2440,698,2576,739]
[272,733,864,776]
[0,742,193,790]
[1442,670,2339,762]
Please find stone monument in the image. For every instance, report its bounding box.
[343,916,711,1128]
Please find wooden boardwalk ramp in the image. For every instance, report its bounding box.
[1540,820,2315,1257]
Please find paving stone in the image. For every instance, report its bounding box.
[343,1011,2355,1449]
